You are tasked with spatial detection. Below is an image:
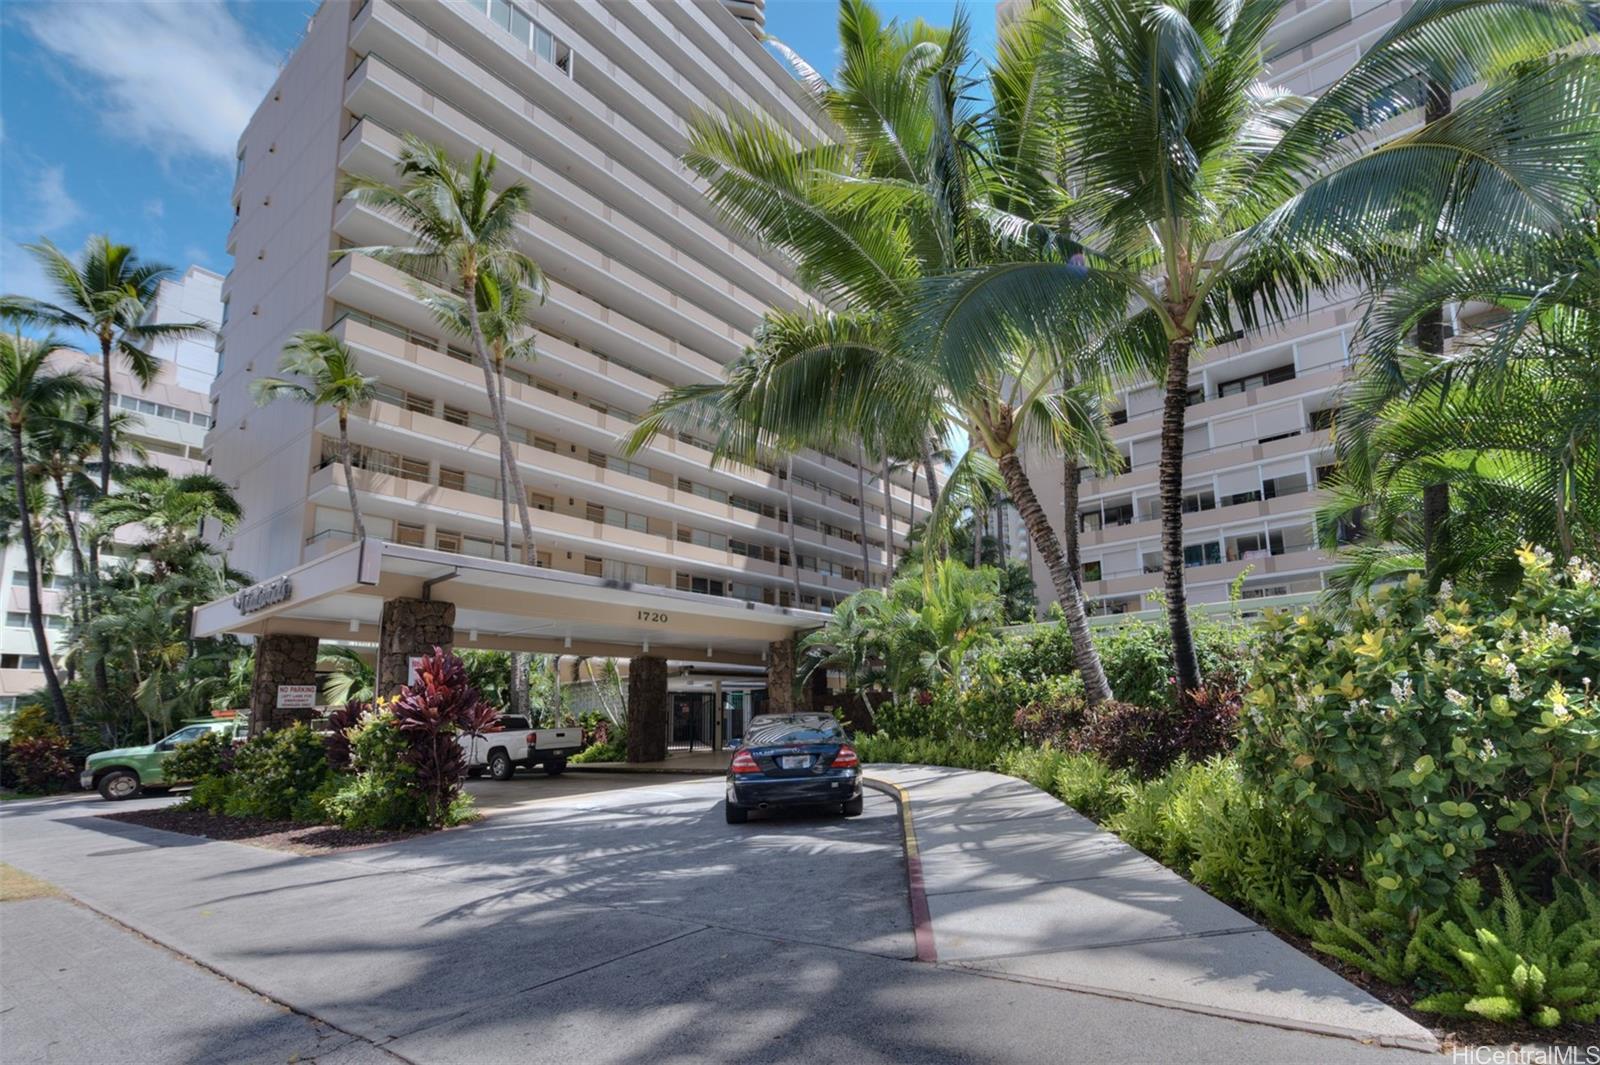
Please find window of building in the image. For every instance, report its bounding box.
[1082,560,1102,582]
[442,405,470,426]
[400,457,430,483]
[395,523,426,547]
[529,492,555,512]
[1217,364,1295,398]
[438,467,467,492]
[602,560,647,583]
[1183,542,1222,568]
[676,574,726,597]
[1180,489,1216,514]
[402,392,434,416]
[1,654,42,670]
[583,555,604,577]
[1309,407,1338,431]
[533,436,557,453]
[436,530,463,554]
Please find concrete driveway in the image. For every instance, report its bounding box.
[0,778,1430,1064]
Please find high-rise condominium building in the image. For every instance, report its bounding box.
[1,268,220,711]
[1023,0,1451,621]
[211,0,922,620]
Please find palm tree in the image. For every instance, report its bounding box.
[320,645,376,706]
[641,6,1122,701]
[5,237,212,533]
[251,331,377,543]
[1,323,93,730]
[799,590,889,713]
[27,397,146,626]
[907,0,1600,693]
[1319,221,1600,594]
[341,135,547,565]
[92,470,241,578]
[417,267,545,561]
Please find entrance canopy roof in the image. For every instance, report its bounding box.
[192,540,828,667]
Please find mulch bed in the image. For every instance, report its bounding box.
[1271,923,1600,1052]
[101,807,429,855]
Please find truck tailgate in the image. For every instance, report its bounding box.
[529,728,582,751]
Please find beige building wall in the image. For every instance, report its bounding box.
[1021,0,1439,620]
[212,0,926,617]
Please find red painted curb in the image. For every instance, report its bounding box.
[865,777,937,963]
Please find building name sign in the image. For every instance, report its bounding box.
[234,576,293,614]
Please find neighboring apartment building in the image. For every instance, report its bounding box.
[211,0,922,619]
[1022,0,1448,620]
[1,277,219,710]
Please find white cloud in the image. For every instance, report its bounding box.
[29,165,82,234]
[144,198,166,220]
[17,2,280,165]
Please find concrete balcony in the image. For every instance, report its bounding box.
[338,63,747,370]
[325,310,922,538]
[348,8,800,321]
[393,0,810,291]
[308,462,866,600]
[1083,545,1334,600]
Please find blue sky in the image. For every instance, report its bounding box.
[0,1,996,308]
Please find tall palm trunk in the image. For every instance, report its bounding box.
[89,330,113,703]
[1418,76,1452,589]
[10,425,71,732]
[1063,455,1082,591]
[973,505,983,569]
[463,274,536,565]
[1159,333,1202,694]
[995,449,1111,705]
[784,457,802,606]
[995,500,1007,565]
[495,360,512,562]
[337,408,366,542]
[50,472,88,627]
[853,446,872,586]
[511,650,531,718]
[879,447,895,578]
[920,439,941,509]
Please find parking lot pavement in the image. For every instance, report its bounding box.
[1,781,1433,1064]
[0,892,401,1065]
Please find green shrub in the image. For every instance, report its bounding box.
[853,733,1002,771]
[224,724,331,821]
[1305,877,1450,986]
[1049,752,1129,821]
[996,745,1069,792]
[187,773,232,813]
[1241,551,1600,910]
[5,736,75,794]
[326,708,426,830]
[291,774,350,823]
[1413,870,1600,1027]
[571,738,626,764]
[163,730,234,783]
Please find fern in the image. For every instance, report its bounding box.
[1412,870,1600,1028]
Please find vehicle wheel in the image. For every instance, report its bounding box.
[842,795,864,817]
[466,767,484,780]
[724,801,748,824]
[488,750,515,781]
[543,755,567,777]
[98,769,141,801]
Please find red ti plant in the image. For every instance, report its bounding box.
[392,646,501,826]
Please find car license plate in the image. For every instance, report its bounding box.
[780,755,810,769]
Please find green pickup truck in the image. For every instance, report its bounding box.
[80,718,241,801]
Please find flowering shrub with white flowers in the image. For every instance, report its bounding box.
[1239,547,1600,910]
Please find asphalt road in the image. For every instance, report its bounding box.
[0,780,1429,1064]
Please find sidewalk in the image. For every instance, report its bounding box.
[865,764,1439,1053]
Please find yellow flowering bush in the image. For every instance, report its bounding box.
[1240,548,1600,909]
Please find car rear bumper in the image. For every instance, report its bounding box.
[727,770,861,809]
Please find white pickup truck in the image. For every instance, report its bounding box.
[462,715,583,780]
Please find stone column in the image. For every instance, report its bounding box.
[248,633,320,735]
[626,654,668,763]
[766,637,798,714]
[377,597,456,697]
